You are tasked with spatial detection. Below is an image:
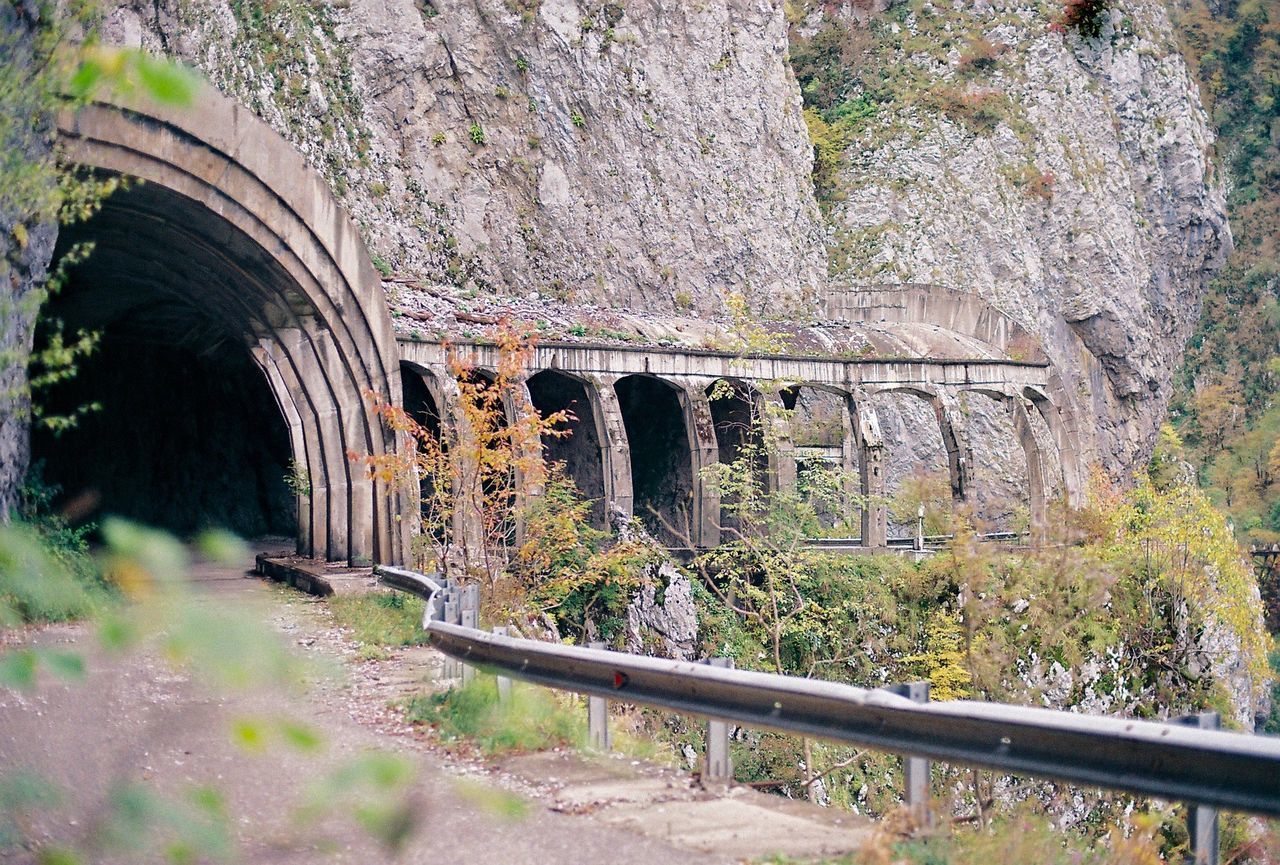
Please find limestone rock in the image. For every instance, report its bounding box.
[816,1,1230,476]
[624,560,699,661]
[104,0,827,321]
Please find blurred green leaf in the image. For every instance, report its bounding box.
[67,59,103,98]
[453,778,530,822]
[0,651,38,690]
[230,719,266,752]
[102,518,188,591]
[187,786,226,820]
[353,801,417,852]
[195,530,248,567]
[133,54,197,106]
[298,751,419,850]
[96,611,136,652]
[40,651,84,681]
[36,847,81,865]
[279,721,323,752]
[0,524,103,624]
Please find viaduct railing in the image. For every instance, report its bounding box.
[375,565,1280,864]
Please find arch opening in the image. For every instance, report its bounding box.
[615,375,694,545]
[401,363,444,541]
[957,391,1030,534]
[870,391,952,538]
[34,181,299,541]
[707,380,766,533]
[527,371,607,529]
[781,386,859,535]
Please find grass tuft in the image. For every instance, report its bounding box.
[327,591,427,652]
[402,676,584,755]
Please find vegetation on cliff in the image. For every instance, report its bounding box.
[1170,2,1280,546]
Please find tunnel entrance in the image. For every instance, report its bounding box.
[527,371,607,528]
[615,375,693,545]
[29,179,308,543]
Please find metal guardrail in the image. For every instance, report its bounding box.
[374,565,1280,820]
[806,531,1025,548]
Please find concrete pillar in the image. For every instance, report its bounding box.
[441,372,486,575]
[839,391,860,529]
[592,378,634,523]
[502,377,543,546]
[854,402,888,548]
[1028,387,1084,509]
[1010,398,1048,544]
[679,381,721,549]
[933,393,971,506]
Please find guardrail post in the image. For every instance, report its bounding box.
[1176,711,1221,865]
[443,586,460,680]
[587,642,611,750]
[492,627,512,703]
[885,681,931,821]
[704,657,734,783]
[460,585,479,684]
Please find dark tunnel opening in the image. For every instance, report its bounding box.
[400,365,444,537]
[527,371,607,528]
[615,375,693,545]
[30,181,298,542]
[31,333,295,541]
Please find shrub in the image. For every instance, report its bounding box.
[1053,0,1111,39]
[468,123,486,145]
[957,36,1003,73]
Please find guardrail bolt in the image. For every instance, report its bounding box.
[704,657,734,783]
[1175,711,1221,865]
[885,681,931,823]
[492,627,512,703]
[587,642,611,750]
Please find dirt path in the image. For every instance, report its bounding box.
[0,549,869,864]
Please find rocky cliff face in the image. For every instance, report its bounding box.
[99,0,1228,476]
[104,0,826,318]
[794,0,1230,476]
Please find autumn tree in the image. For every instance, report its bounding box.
[354,326,570,590]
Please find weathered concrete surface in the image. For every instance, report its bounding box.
[0,552,868,864]
[402,338,1065,548]
[55,86,404,566]
[499,750,872,860]
[256,553,378,597]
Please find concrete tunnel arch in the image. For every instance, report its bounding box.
[54,85,405,564]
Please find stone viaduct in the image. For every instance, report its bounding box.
[52,86,1086,565]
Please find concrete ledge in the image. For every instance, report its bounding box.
[255,554,375,597]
